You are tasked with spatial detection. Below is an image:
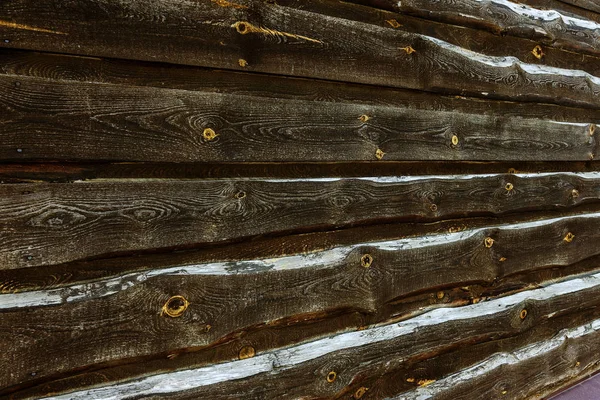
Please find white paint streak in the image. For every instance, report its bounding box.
[44,274,600,399]
[396,318,600,399]
[423,35,600,86]
[3,210,600,310]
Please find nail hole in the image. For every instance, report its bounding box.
[375,148,385,160]
[451,135,459,146]
[484,237,494,248]
[361,254,373,268]
[238,345,255,360]
[531,45,544,59]
[235,191,246,199]
[355,387,369,399]
[162,295,189,318]
[571,189,579,199]
[505,183,514,191]
[326,371,337,383]
[564,232,575,243]
[436,291,445,299]
[507,168,517,174]
[430,204,438,212]
[203,128,218,141]
[520,309,528,320]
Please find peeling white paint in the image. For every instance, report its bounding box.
[3,210,600,310]
[44,273,600,399]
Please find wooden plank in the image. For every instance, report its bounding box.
[10,273,600,399]
[1,174,600,269]
[2,49,599,124]
[1,74,597,163]
[0,1,599,108]
[1,211,599,393]
[347,0,600,56]
[278,0,600,76]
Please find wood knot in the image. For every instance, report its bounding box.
[520,309,528,320]
[505,182,514,191]
[359,114,370,122]
[571,189,579,199]
[401,45,416,54]
[203,128,218,141]
[162,295,189,318]
[233,21,249,34]
[238,58,248,67]
[451,135,459,146]
[326,371,337,383]
[235,191,246,199]
[238,345,255,359]
[531,45,544,59]
[436,291,445,299]
[564,232,575,243]
[484,237,494,248]
[361,254,373,268]
[354,387,369,399]
[430,204,438,212]
[375,148,385,160]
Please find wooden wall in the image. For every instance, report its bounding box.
[0,0,599,398]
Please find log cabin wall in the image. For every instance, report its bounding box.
[0,0,599,399]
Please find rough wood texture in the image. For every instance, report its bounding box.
[1,1,599,399]
[1,174,599,269]
[0,1,599,108]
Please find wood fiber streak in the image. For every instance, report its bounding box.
[1,175,600,269]
[279,0,600,76]
[349,0,600,56]
[14,276,600,399]
[1,49,599,124]
[0,1,599,107]
[0,75,597,162]
[1,212,599,392]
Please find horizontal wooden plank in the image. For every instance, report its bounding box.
[12,273,600,399]
[348,0,600,56]
[1,174,600,269]
[2,49,599,124]
[1,212,599,393]
[1,74,597,163]
[0,1,599,108]
[278,0,600,77]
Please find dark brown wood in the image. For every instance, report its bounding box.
[0,1,599,108]
[1,73,597,162]
[347,0,600,56]
[1,174,599,269]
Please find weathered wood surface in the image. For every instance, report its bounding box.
[1,1,600,108]
[349,0,600,56]
[1,173,599,269]
[6,273,600,399]
[1,0,600,398]
[1,73,597,162]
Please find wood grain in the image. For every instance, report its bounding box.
[349,0,600,56]
[1,211,599,393]
[9,272,600,399]
[0,74,597,163]
[0,1,599,108]
[1,174,600,269]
